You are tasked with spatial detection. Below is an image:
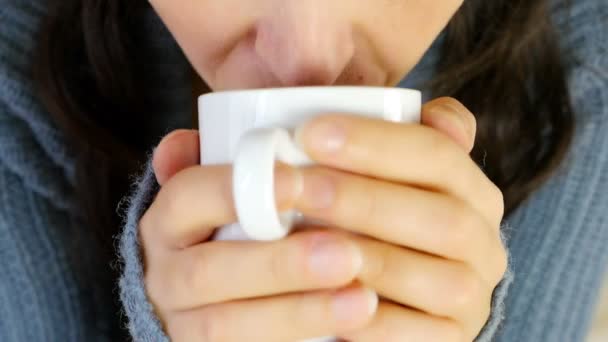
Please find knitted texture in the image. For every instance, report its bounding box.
[118,160,168,342]
[0,0,606,341]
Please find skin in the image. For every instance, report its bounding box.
[143,1,507,341]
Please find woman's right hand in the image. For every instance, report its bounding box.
[139,129,377,342]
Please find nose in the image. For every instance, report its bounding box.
[254,2,355,86]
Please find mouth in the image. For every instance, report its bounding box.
[210,29,388,91]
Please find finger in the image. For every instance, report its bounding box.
[342,301,465,342]
[140,163,300,249]
[165,284,378,342]
[148,231,363,310]
[296,114,503,223]
[153,129,200,185]
[351,235,493,328]
[421,97,477,153]
[295,167,507,275]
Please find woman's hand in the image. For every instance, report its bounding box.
[140,97,507,341]
[295,97,507,341]
[142,132,377,341]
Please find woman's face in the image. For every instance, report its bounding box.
[150,0,463,90]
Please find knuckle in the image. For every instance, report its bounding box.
[287,231,357,286]
[492,245,509,284]
[138,210,156,246]
[364,241,391,283]
[441,203,479,259]
[144,257,172,309]
[491,184,505,210]
[432,320,466,342]
[164,317,184,342]
[479,292,493,327]
[488,184,505,222]
[153,166,204,246]
[144,258,160,289]
[269,240,294,285]
[498,246,509,274]
[160,247,215,311]
[199,306,229,342]
[178,249,213,300]
[146,194,177,247]
[165,314,204,342]
[447,267,483,312]
[271,232,328,286]
[290,291,339,334]
[425,129,470,180]
[157,166,198,218]
[294,292,324,324]
[157,178,183,228]
[357,184,380,228]
[453,205,479,235]
[427,125,457,154]
[143,272,163,308]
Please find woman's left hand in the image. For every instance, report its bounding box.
[294,97,508,341]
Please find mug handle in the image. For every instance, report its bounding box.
[232,127,313,241]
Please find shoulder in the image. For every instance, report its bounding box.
[551,0,607,58]
[550,0,607,124]
[550,0,607,78]
[0,1,74,208]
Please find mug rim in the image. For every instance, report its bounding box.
[198,86,420,101]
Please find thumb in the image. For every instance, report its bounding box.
[421,97,477,153]
[153,129,200,185]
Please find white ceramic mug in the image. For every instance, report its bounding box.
[199,87,420,342]
[199,86,421,241]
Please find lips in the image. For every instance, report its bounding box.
[213,45,387,90]
[211,26,387,90]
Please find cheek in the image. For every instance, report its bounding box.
[150,0,258,85]
[361,0,463,83]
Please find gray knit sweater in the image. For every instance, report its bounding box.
[1,1,607,341]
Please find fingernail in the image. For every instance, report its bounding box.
[300,172,335,209]
[298,119,346,153]
[274,163,303,209]
[308,235,363,281]
[332,287,378,323]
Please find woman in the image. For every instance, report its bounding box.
[0,0,606,341]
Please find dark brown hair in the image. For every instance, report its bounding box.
[32,0,573,328]
[34,1,150,250]
[431,0,574,211]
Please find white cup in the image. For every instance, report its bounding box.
[199,87,420,342]
[199,86,421,242]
